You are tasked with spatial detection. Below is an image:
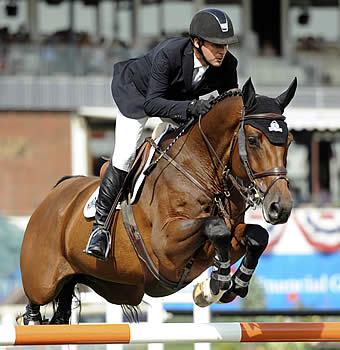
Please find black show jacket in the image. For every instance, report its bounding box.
[111,37,238,120]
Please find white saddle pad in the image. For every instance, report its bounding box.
[83,187,99,218]
[83,123,174,219]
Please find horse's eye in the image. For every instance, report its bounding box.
[248,136,259,147]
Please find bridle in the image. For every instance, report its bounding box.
[146,102,289,218]
[216,110,289,210]
[140,101,290,290]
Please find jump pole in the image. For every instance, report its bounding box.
[1,323,340,345]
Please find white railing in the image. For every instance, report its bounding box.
[0,272,212,350]
[1,75,340,111]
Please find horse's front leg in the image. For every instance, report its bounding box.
[220,224,268,303]
[193,216,232,307]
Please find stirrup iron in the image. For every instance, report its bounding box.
[83,227,112,261]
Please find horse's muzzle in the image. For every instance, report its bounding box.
[262,191,293,225]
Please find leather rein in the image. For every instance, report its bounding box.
[127,107,289,292]
[147,110,289,221]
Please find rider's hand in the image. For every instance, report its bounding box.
[170,113,190,125]
[187,99,211,119]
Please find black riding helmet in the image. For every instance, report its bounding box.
[189,8,238,45]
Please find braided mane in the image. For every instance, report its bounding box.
[210,89,242,107]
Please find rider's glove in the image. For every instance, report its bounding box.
[186,99,211,119]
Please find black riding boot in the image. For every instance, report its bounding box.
[83,163,127,261]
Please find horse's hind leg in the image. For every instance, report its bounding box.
[21,302,43,325]
[49,278,77,325]
[220,224,268,303]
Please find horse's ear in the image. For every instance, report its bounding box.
[242,77,256,109]
[276,77,297,110]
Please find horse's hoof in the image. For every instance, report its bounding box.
[193,282,211,307]
[217,291,237,304]
[49,310,71,325]
[16,315,24,325]
[193,279,226,307]
[20,316,42,325]
[19,316,48,325]
[233,286,249,298]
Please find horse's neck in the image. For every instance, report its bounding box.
[172,96,242,193]
[191,96,243,167]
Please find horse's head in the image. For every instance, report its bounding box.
[232,77,297,224]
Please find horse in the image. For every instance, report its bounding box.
[20,77,297,324]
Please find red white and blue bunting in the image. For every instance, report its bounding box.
[246,208,340,254]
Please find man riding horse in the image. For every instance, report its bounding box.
[20,75,297,324]
[84,8,240,261]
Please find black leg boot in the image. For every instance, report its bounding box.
[83,163,127,260]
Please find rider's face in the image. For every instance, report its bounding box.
[201,41,228,67]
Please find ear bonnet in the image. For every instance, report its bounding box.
[241,78,297,145]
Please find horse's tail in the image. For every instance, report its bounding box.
[54,175,85,188]
[121,304,141,323]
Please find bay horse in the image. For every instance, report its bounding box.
[20,77,297,324]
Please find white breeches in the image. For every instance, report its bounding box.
[111,108,148,172]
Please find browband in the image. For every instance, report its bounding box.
[240,113,286,121]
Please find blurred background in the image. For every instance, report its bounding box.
[1,1,340,348]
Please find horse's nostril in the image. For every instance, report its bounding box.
[269,202,280,219]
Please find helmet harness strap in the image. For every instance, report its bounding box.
[191,37,211,67]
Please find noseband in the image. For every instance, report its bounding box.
[222,111,288,208]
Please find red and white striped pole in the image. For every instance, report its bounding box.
[1,323,340,346]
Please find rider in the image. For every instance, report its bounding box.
[84,8,239,261]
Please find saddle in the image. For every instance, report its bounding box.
[99,139,152,201]
[84,122,173,218]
